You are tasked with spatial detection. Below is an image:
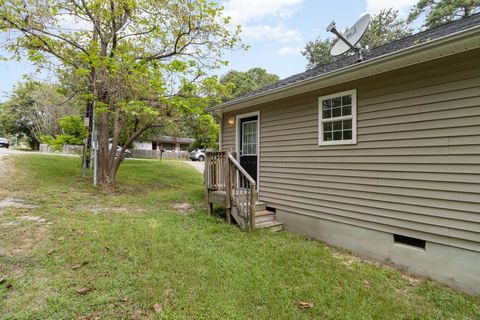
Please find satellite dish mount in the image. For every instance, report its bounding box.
[327,14,371,62]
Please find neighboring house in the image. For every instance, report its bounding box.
[133,136,195,152]
[206,14,480,294]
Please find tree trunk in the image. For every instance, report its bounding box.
[94,96,157,188]
[31,138,40,151]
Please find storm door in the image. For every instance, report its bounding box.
[239,116,258,183]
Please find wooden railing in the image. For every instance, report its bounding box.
[205,151,228,192]
[205,151,257,230]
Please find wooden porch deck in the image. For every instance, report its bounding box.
[204,151,283,231]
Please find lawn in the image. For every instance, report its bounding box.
[0,155,479,319]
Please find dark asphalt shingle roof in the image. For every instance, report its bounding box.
[158,136,195,144]
[217,13,480,109]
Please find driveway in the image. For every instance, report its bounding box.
[0,148,27,156]
[0,147,78,157]
[183,160,204,174]
[0,150,7,169]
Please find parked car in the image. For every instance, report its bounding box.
[94,143,131,158]
[190,149,205,161]
[0,137,9,148]
[110,144,132,158]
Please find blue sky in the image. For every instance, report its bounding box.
[0,0,418,101]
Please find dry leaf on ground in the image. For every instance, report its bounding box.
[0,276,6,284]
[77,313,101,320]
[76,287,92,294]
[153,303,163,314]
[298,301,313,309]
[72,261,88,270]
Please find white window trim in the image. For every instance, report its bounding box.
[318,89,357,146]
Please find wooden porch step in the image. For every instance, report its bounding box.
[255,220,284,232]
[254,203,283,231]
[255,201,267,212]
[255,210,275,223]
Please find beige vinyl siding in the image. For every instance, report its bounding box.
[222,117,236,152]
[221,49,480,252]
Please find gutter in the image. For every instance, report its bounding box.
[210,25,480,114]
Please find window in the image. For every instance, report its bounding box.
[241,120,257,155]
[319,90,357,145]
[162,143,175,150]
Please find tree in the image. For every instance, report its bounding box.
[0,81,78,150]
[302,9,413,69]
[1,0,242,187]
[408,0,480,28]
[302,39,337,69]
[131,74,227,150]
[41,116,88,151]
[220,68,279,101]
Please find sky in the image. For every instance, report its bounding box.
[0,0,419,101]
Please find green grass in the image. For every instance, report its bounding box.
[0,155,479,319]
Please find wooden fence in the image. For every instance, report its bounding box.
[39,144,83,155]
[39,144,190,160]
[131,150,189,160]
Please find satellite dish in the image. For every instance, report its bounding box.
[327,13,371,61]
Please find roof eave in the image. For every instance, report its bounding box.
[211,26,480,114]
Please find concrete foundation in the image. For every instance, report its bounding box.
[276,209,480,295]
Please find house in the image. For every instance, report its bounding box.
[133,136,195,151]
[205,14,480,294]
[132,136,195,159]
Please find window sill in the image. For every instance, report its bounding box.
[319,140,357,146]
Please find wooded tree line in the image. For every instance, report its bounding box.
[0,82,82,150]
[0,0,478,187]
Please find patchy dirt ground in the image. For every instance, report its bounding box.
[0,198,38,211]
[0,154,48,259]
[75,204,147,215]
[170,202,195,215]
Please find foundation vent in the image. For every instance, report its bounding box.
[266,206,276,213]
[394,234,426,249]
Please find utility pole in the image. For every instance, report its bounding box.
[91,22,98,186]
[82,100,93,177]
[92,75,98,187]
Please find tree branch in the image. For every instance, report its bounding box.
[76,0,103,40]
[140,17,193,61]
[117,26,156,40]
[113,118,159,174]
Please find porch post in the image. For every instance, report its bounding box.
[225,152,231,224]
[204,153,210,212]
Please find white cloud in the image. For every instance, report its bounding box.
[223,0,302,24]
[277,46,302,55]
[57,14,91,31]
[242,25,302,43]
[366,0,417,15]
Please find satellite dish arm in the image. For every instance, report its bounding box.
[326,21,364,61]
